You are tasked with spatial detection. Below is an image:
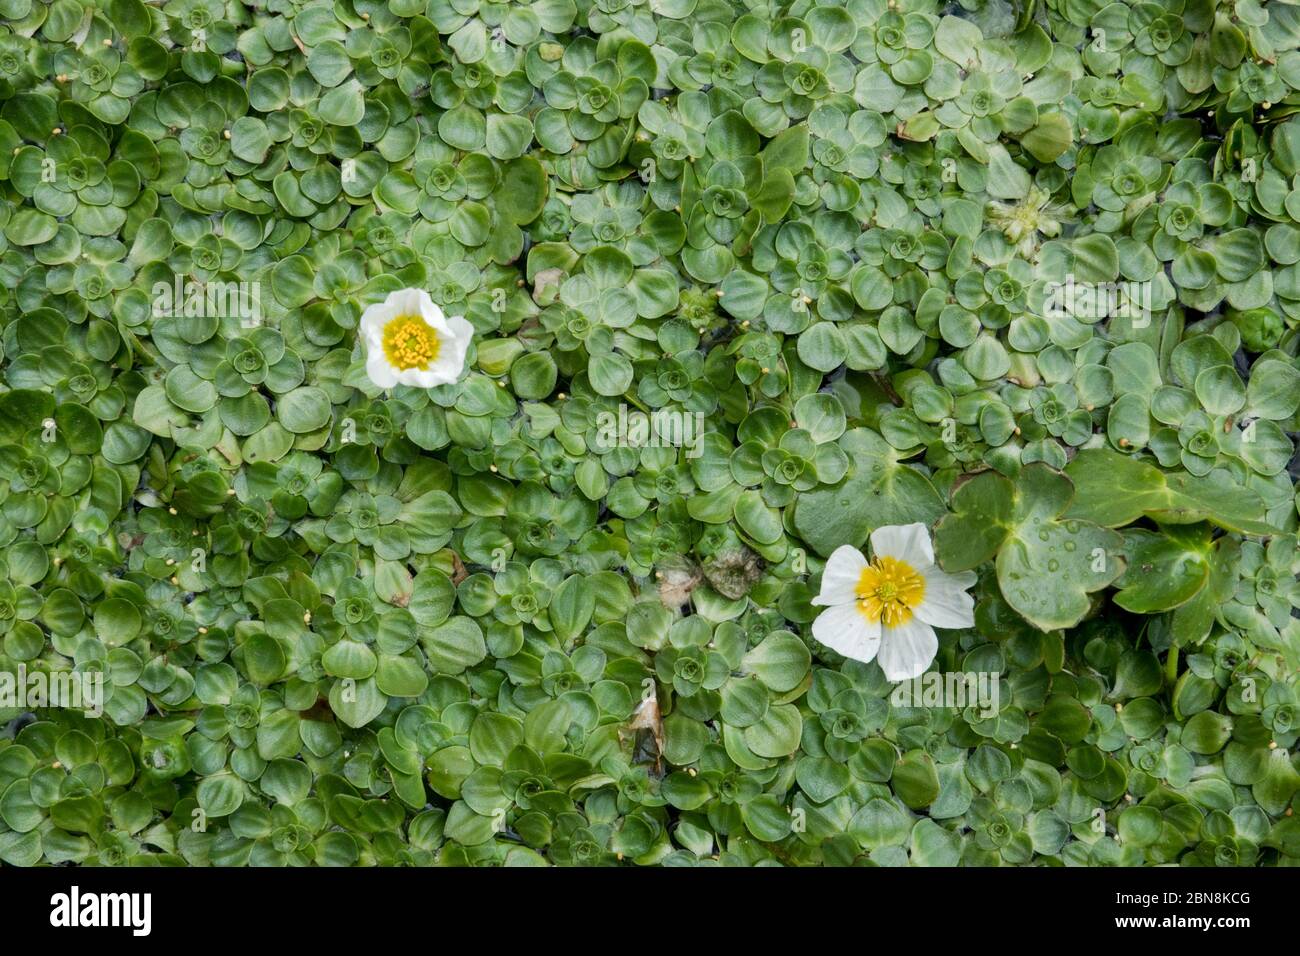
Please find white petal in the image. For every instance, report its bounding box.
[415,290,445,325]
[396,367,441,388]
[811,545,868,606]
[876,616,938,681]
[431,334,470,381]
[443,314,475,345]
[408,359,456,387]
[365,353,398,388]
[811,603,881,663]
[915,566,977,629]
[869,522,934,569]
[359,299,399,345]
[389,287,426,318]
[438,316,473,356]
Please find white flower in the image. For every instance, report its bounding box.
[359,287,474,389]
[810,523,976,681]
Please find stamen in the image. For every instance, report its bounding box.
[382,315,440,370]
[855,556,926,626]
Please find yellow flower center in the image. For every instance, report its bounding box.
[382,315,440,370]
[855,556,925,626]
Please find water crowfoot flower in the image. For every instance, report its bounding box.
[359,287,473,389]
[810,523,976,681]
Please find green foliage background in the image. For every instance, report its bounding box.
[0,0,1298,866]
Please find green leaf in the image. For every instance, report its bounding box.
[936,465,1124,632]
[1064,448,1279,535]
[793,429,945,557]
[1020,113,1073,163]
[760,123,808,175]
[892,750,940,809]
[741,631,810,692]
[276,386,332,433]
[420,617,487,674]
[1113,524,1211,613]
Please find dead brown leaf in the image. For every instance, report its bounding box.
[656,562,702,610]
[450,551,469,585]
[621,692,665,774]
